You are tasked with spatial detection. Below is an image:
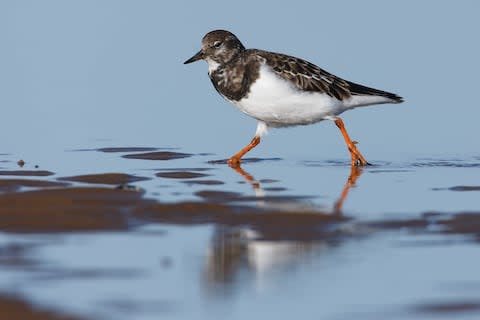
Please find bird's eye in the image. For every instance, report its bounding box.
[213,41,222,48]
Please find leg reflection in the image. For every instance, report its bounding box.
[230,164,261,191]
[203,164,365,290]
[228,163,364,214]
[333,166,364,215]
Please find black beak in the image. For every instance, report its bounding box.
[184,50,204,64]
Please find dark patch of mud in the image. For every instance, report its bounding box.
[136,202,347,241]
[156,171,209,179]
[195,190,241,201]
[194,190,311,203]
[29,267,145,281]
[0,184,342,240]
[0,243,39,267]
[436,212,480,239]
[0,170,54,177]
[412,160,480,168]
[58,173,150,185]
[122,151,191,160]
[258,179,279,184]
[264,187,287,192]
[0,187,148,233]
[154,167,212,172]
[433,186,480,192]
[366,218,430,230]
[181,180,224,186]
[1,176,479,244]
[367,211,480,242]
[0,294,82,320]
[0,179,69,192]
[72,147,161,153]
[96,147,158,153]
[414,300,480,314]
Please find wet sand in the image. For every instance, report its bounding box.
[122,151,191,160]
[0,149,479,319]
[156,171,209,179]
[58,173,150,185]
[0,170,54,176]
[0,179,69,192]
[0,295,81,320]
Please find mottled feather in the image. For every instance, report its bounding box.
[187,30,403,105]
[256,50,403,102]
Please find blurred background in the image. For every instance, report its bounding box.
[1,1,479,164]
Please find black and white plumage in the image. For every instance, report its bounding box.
[184,30,403,166]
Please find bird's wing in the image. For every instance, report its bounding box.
[255,50,352,100]
[255,50,402,103]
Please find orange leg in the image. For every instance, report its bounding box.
[227,136,261,168]
[334,118,370,166]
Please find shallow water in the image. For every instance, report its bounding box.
[2,1,480,318]
[0,149,479,320]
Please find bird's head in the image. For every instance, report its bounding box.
[184,30,245,71]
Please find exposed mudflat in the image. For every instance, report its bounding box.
[0,149,479,320]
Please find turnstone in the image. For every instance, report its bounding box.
[184,30,403,167]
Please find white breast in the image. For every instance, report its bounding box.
[231,64,345,127]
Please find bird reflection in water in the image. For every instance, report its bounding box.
[204,163,364,288]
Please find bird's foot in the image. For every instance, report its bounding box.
[348,143,370,167]
[351,152,371,166]
[227,156,241,168]
[351,157,371,167]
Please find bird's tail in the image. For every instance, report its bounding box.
[348,80,403,103]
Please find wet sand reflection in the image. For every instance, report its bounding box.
[1,149,480,319]
[230,163,364,214]
[203,163,364,288]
